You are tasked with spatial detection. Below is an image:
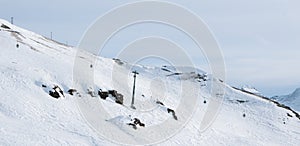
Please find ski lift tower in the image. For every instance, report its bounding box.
[131,70,139,109]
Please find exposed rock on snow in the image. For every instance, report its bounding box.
[0,18,300,145]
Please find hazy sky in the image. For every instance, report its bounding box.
[1,0,300,96]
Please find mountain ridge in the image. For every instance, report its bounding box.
[1,18,300,145]
[271,88,300,112]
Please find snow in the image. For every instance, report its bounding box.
[272,88,300,112]
[0,18,300,145]
[241,85,260,95]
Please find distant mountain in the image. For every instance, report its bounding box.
[272,88,300,112]
[0,18,300,145]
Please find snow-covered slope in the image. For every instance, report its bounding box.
[241,85,261,95]
[0,19,300,145]
[272,88,300,112]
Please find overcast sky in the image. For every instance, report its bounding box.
[1,0,300,96]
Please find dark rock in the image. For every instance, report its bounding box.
[287,113,293,117]
[1,24,10,29]
[156,100,164,106]
[68,89,77,95]
[127,118,145,130]
[161,68,171,72]
[98,90,109,99]
[167,108,178,120]
[115,93,123,105]
[109,90,118,97]
[127,123,137,130]
[236,100,248,103]
[53,85,64,97]
[49,90,60,98]
[99,89,123,104]
[49,85,64,98]
[133,118,145,127]
[113,58,124,65]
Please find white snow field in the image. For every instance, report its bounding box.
[0,19,300,145]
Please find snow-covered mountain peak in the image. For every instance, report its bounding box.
[291,88,300,98]
[272,87,300,112]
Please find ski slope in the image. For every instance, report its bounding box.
[0,19,300,145]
